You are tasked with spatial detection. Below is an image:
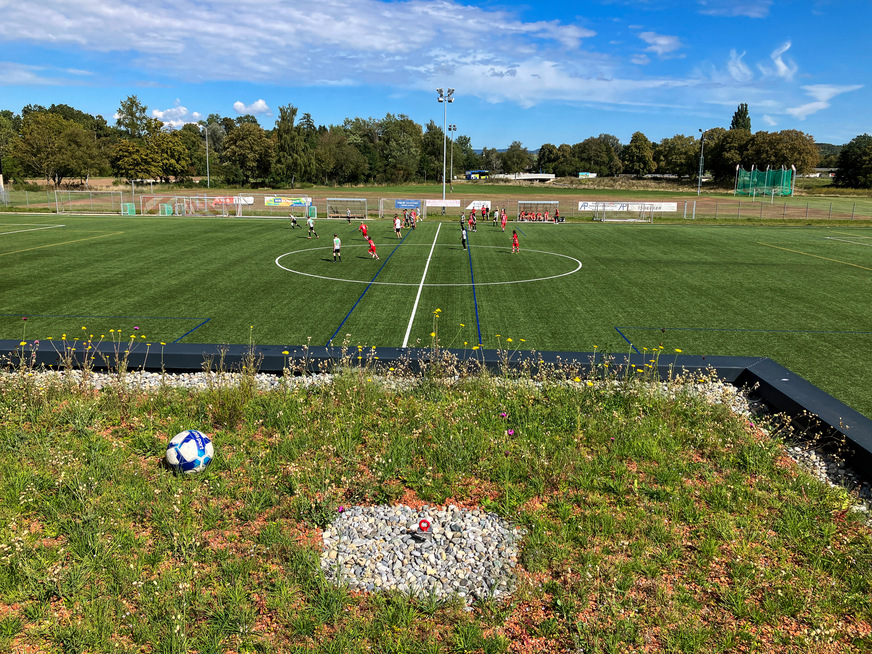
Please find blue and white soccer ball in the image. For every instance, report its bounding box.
[165,430,214,474]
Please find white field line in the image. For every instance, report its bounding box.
[402,223,441,348]
[825,237,872,247]
[0,224,65,236]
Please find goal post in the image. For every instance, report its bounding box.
[326,197,367,221]
[579,201,677,223]
[379,198,422,221]
[139,194,254,217]
[517,200,561,222]
[54,190,123,214]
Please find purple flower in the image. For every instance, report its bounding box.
[22,316,27,321]
[134,326,140,331]
[33,340,39,345]
[507,429,515,436]
[338,506,345,513]
[500,412,507,418]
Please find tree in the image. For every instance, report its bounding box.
[622,132,656,176]
[273,104,312,187]
[377,114,421,183]
[654,134,699,177]
[704,127,748,182]
[834,134,872,188]
[12,112,72,185]
[572,135,623,176]
[747,130,819,174]
[150,131,191,182]
[60,123,109,184]
[116,95,157,140]
[222,122,274,185]
[111,139,160,181]
[536,143,559,173]
[501,141,532,174]
[731,103,751,131]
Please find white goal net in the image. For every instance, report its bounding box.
[326,197,367,221]
[55,190,124,214]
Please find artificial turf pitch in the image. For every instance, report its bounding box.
[2,214,871,417]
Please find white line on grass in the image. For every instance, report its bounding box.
[402,223,442,348]
[826,237,872,247]
[0,224,65,236]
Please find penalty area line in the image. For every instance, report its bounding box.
[402,223,441,348]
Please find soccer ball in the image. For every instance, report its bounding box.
[165,430,214,474]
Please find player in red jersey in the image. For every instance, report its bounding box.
[500,211,507,231]
[512,230,519,253]
[367,237,379,259]
[358,222,368,239]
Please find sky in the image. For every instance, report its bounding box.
[0,0,868,148]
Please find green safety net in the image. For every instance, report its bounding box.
[735,168,793,196]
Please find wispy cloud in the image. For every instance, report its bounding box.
[725,49,753,83]
[638,32,684,58]
[697,0,772,18]
[786,84,862,120]
[759,41,798,81]
[762,114,777,126]
[233,99,272,116]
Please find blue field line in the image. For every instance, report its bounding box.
[615,327,641,354]
[2,312,201,321]
[514,225,527,236]
[619,326,872,336]
[326,229,413,346]
[467,239,483,346]
[172,318,212,344]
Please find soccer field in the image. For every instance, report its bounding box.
[2,214,871,417]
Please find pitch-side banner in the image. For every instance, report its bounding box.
[265,196,310,207]
[425,199,461,207]
[212,196,255,206]
[395,199,421,210]
[466,200,492,211]
[577,201,677,212]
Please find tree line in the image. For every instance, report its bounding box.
[1,98,871,189]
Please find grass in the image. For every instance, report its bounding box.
[2,214,872,419]
[1,359,871,653]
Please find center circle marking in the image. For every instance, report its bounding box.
[275,244,582,286]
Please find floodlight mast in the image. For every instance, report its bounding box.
[448,124,457,190]
[437,88,455,201]
[697,128,706,196]
[202,124,211,188]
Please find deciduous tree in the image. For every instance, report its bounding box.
[834,134,872,188]
[622,132,656,176]
[222,122,274,186]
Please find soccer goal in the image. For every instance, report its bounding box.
[140,194,254,217]
[55,190,124,214]
[582,201,676,223]
[327,197,367,221]
[517,200,561,222]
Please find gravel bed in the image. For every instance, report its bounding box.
[320,505,524,602]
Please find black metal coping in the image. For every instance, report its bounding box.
[3,339,871,474]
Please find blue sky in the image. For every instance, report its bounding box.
[1,0,867,148]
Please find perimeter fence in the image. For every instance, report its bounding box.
[0,188,870,222]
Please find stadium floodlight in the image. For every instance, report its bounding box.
[201,124,211,188]
[448,124,457,188]
[697,128,706,196]
[437,88,455,201]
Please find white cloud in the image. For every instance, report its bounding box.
[697,0,772,18]
[786,84,862,120]
[233,99,272,116]
[151,100,202,128]
[762,114,777,126]
[726,49,753,83]
[631,54,651,65]
[758,41,798,81]
[638,32,684,58]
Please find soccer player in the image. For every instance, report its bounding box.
[403,208,409,227]
[307,216,318,239]
[554,208,560,223]
[358,222,368,239]
[346,208,351,223]
[461,225,468,250]
[367,237,379,259]
[500,211,507,232]
[289,212,300,229]
[332,234,342,262]
[394,214,402,238]
[512,230,519,254]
